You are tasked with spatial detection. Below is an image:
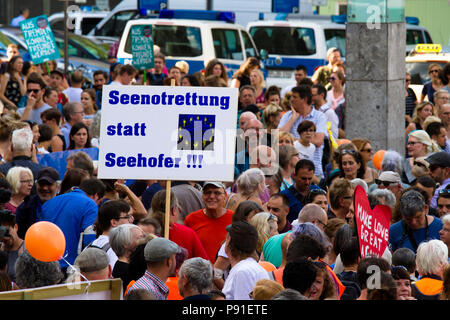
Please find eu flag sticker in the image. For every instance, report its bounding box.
[178,114,216,151]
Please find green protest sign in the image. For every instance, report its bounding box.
[131,25,155,70]
[20,15,60,65]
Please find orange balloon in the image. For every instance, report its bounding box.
[373,150,386,170]
[25,221,66,262]
[337,139,352,146]
[259,261,277,272]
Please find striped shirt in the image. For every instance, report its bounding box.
[127,270,169,300]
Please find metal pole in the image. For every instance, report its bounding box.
[64,0,69,76]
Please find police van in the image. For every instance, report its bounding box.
[248,14,346,89]
[116,9,262,80]
[248,14,434,89]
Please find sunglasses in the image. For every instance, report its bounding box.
[413,161,428,169]
[361,148,373,153]
[439,188,450,195]
[429,70,440,74]
[27,89,41,94]
[375,179,397,187]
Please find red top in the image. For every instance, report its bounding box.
[169,223,209,260]
[184,209,234,263]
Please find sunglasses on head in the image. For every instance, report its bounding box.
[341,149,357,155]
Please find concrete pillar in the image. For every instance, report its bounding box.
[345,9,406,156]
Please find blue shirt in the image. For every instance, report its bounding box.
[39,188,98,268]
[281,184,322,223]
[278,107,328,177]
[389,216,443,253]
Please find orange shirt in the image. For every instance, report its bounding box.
[184,209,234,264]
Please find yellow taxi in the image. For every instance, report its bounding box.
[405,44,450,100]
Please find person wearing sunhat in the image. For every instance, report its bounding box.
[427,151,450,209]
[375,171,403,201]
[184,182,233,263]
[127,237,181,300]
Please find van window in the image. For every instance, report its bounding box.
[212,29,243,60]
[324,29,346,57]
[125,25,202,57]
[241,30,256,58]
[96,11,138,37]
[406,29,424,45]
[51,19,65,31]
[81,17,104,35]
[424,31,433,44]
[250,26,316,55]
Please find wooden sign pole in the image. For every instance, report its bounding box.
[164,78,176,239]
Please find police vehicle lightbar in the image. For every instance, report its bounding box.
[158,9,235,23]
[405,16,419,25]
[330,15,420,25]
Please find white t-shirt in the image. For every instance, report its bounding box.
[294,140,316,161]
[88,234,118,270]
[222,257,270,300]
[63,87,83,103]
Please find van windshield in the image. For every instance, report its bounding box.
[250,26,316,55]
[324,29,346,57]
[125,25,202,57]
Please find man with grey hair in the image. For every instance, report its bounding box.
[61,102,85,146]
[0,128,44,177]
[127,237,181,299]
[178,257,213,300]
[389,189,443,253]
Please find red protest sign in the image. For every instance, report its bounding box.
[353,185,392,258]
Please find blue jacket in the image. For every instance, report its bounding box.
[39,188,98,268]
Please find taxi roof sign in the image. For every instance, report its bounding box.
[415,44,442,53]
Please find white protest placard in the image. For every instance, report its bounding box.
[97,85,238,182]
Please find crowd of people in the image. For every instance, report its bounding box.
[0,43,450,301]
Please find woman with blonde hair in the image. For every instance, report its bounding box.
[403,130,441,184]
[351,138,379,185]
[250,68,266,107]
[420,63,443,104]
[405,101,437,137]
[249,212,278,256]
[262,103,283,131]
[278,131,294,146]
[226,168,266,213]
